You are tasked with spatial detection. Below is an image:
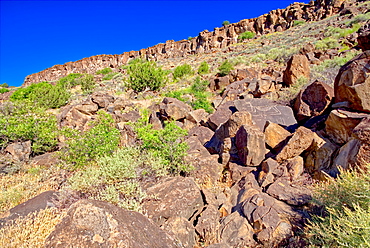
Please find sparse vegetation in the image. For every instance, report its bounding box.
[315,37,340,50]
[198,61,210,75]
[0,88,9,94]
[238,31,255,41]
[96,67,113,75]
[293,20,305,26]
[307,165,370,247]
[218,60,234,76]
[173,64,193,79]
[124,58,168,92]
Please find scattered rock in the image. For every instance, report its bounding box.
[91,92,115,108]
[207,101,235,131]
[264,121,292,151]
[163,217,196,248]
[45,199,180,248]
[195,204,221,245]
[188,126,214,146]
[5,141,31,161]
[283,54,310,86]
[357,20,370,51]
[160,97,192,121]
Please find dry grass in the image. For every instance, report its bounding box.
[0,164,63,216]
[0,207,66,248]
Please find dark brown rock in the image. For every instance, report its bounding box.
[195,204,221,245]
[31,152,59,167]
[160,97,192,121]
[163,217,196,248]
[235,124,266,166]
[276,126,314,162]
[357,20,370,51]
[91,92,115,109]
[45,199,180,248]
[234,98,297,130]
[283,54,310,86]
[264,121,292,151]
[188,126,214,146]
[5,141,31,161]
[334,51,370,113]
[143,177,204,225]
[207,101,234,131]
[293,80,334,122]
[211,75,230,91]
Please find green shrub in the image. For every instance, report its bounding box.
[313,51,360,72]
[102,72,119,81]
[218,60,234,76]
[345,12,370,26]
[173,64,194,79]
[124,58,168,92]
[198,61,210,75]
[10,82,70,109]
[58,73,82,88]
[188,36,193,41]
[238,31,255,41]
[315,37,340,50]
[266,46,300,63]
[133,112,191,175]
[293,20,305,26]
[77,74,96,94]
[222,20,230,26]
[192,92,213,113]
[190,76,209,93]
[0,88,9,94]
[0,83,9,88]
[0,102,58,154]
[307,165,370,247]
[60,110,120,169]
[96,67,113,75]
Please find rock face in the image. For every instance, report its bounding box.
[283,54,310,86]
[45,199,180,248]
[5,141,32,161]
[357,20,370,51]
[234,99,297,130]
[23,0,350,86]
[294,80,334,122]
[334,51,370,113]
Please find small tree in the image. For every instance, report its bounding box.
[198,61,210,75]
[222,20,230,26]
[218,60,234,76]
[173,64,193,79]
[238,31,255,41]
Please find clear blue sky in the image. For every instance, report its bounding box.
[1,0,303,87]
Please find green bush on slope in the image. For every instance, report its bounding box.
[307,165,370,247]
[173,64,193,79]
[197,61,210,75]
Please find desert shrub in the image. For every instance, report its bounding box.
[165,90,186,102]
[133,111,191,175]
[293,20,305,26]
[0,207,66,247]
[307,165,370,247]
[191,92,213,113]
[102,72,119,81]
[59,110,120,169]
[218,60,234,76]
[222,20,230,26]
[0,88,9,94]
[266,46,300,63]
[0,102,59,154]
[249,53,267,63]
[313,51,360,72]
[198,61,210,75]
[124,58,168,92]
[238,31,255,41]
[0,83,9,88]
[324,24,361,39]
[58,73,82,88]
[96,67,113,75]
[77,74,96,94]
[188,36,193,40]
[173,64,194,79]
[345,12,370,26]
[190,76,209,93]
[10,82,70,109]
[315,37,340,50]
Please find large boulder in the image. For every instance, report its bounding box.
[195,204,221,245]
[5,141,31,161]
[45,199,180,248]
[207,101,235,131]
[334,51,370,113]
[142,177,204,225]
[293,80,334,122]
[91,92,115,109]
[357,20,370,51]
[234,99,297,130]
[352,117,370,168]
[235,124,266,166]
[264,121,292,151]
[283,54,310,86]
[159,97,192,121]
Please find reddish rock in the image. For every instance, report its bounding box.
[293,80,334,122]
[207,101,234,131]
[264,121,292,151]
[357,20,370,51]
[188,126,214,146]
[334,51,370,113]
[283,54,310,86]
[160,97,192,121]
[5,141,31,161]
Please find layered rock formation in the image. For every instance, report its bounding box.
[23,0,354,86]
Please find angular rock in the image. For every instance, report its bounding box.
[211,75,230,91]
[195,204,221,245]
[186,109,209,125]
[235,124,266,166]
[188,126,214,146]
[207,101,234,131]
[325,109,369,145]
[283,54,310,86]
[333,138,361,172]
[334,51,370,113]
[221,79,250,101]
[276,126,314,163]
[235,98,297,130]
[293,80,334,122]
[143,177,204,225]
[149,111,162,130]
[357,20,370,51]
[45,199,180,248]
[264,121,291,151]
[163,217,196,248]
[258,158,284,188]
[5,141,31,161]
[266,178,312,206]
[91,92,115,109]
[160,97,192,121]
[286,156,304,181]
[114,110,141,123]
[352,117,370,168]
[219,212,256,247]
[31,152,59,167]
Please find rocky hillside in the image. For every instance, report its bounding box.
[0,0,369,247]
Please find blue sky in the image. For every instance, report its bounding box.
[1,0,303,87]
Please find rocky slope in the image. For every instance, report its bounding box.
[0,0,369,247]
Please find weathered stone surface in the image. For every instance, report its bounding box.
[357,20,370,51]
[5,141,31,161]
[31,152,59,167]
[114,110,141,123]
[219,211,256,247]
[188,126,214,146]
[149,111,162,130]
[293,80,334,122]
[45,199,180,248]
[118,124,137,147]
[91,92,115,109]
[276,126,314,162]
[286,156,304,181]
[211,75,230,91]
[333,138,361,172]
[334,51,370,113]
[229,163,257,186]
[235,98,297,130]
[235,124,266,166]
[207,101,234,131]
[325,109,370,145]
[258,158,283,188]
[352,117,370,168]
[195,204,221,245]
[206,243,231,248]
[160,97,193,121]
[186,109,209,125]
[283,54,310,86]
[163,217,196,248]
[143,177,204,225]
[266,178,312,206]
[264,121,292,151]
